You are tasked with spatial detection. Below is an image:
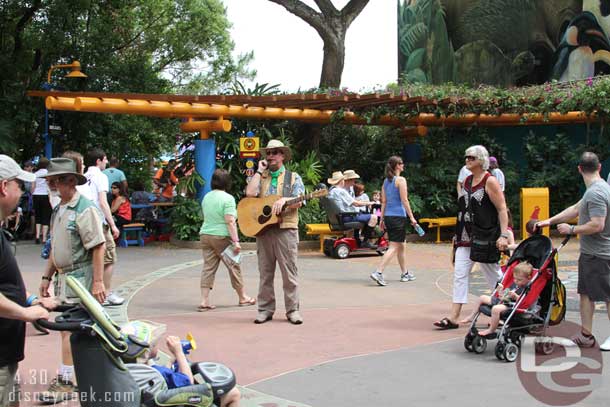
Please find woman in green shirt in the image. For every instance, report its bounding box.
[198,169,255,311]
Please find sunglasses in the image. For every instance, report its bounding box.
[47,175,70,184]
[464,156,477,161]
[266,149,282,156]
[111,186,119,189]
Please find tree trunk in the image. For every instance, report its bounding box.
[320,31,345,89]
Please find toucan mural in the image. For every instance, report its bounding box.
[397,0,610,85]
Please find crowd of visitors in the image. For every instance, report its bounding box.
[2,141,610,406]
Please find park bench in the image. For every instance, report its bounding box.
[118,223,146,247]
[305,223,344,252]
[419,217,457,243]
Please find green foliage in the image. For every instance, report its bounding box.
[286,151,323,192]
[298,200,327,240]
[0,0,252,163]
[170,196,203,241]
[522,132,581,216]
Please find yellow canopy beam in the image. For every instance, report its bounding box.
[31,91,599,128]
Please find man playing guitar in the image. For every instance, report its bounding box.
[245,139,305,325]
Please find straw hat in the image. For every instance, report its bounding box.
[343,169,360,180]
[327,171,345,185]
[41,158,87,185]
[261,139,291,161]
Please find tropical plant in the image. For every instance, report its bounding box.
[170,196,204,241]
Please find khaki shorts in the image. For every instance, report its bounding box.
[54,269,91,304]
[104,226,117,265]
[0,363,17,407]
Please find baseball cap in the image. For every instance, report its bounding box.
[0,155,36,182]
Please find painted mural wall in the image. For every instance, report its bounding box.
[397,0,610,86]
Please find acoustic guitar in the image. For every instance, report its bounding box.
[237,189,328,237]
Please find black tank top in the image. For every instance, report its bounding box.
[456,173,498,246]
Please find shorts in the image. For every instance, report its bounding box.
[54,270,91,304]
[103,225,117,265]
[384,216,407,242]
[33,194,52,225]
[0,363,17,407]
[578,253,610,302]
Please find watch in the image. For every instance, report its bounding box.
[500,233,509,239]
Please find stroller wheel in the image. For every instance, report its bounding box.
[535,338,555,355]
[472,335,487,354]
[494,342,505,360]
[503,343,519,362]
[509,331,523,347]
[464,334,474,352]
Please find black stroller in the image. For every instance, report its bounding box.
[38,276,236,406]
[463,234,569,362]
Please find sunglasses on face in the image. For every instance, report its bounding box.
[266,149,282,156]
[464,156,477,161]
[111,186,119,189]
[47,175,70,185]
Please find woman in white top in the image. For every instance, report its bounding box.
[32,157,52,244]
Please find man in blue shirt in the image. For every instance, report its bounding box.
[103,157,127,202]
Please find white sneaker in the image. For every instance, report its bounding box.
[370,271,387,286]
[601,336,610,351]
[104,292,125,306]
[400,272,416,282]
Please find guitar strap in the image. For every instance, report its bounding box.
[282,170,293,198]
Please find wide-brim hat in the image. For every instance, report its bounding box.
[42,158,87,185]
[327,171,344,185]
[343,169,360,180]
[261,139,292,161]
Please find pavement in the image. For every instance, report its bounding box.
[11,237,610,407]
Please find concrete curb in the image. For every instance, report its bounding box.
[169,235,320,251]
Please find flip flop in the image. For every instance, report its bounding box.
[433,317,459,330]
[239,297,256,306]
[197,305,216,312]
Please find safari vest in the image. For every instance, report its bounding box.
[260,169,298,229]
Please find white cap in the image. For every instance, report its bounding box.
[0,155,36,182]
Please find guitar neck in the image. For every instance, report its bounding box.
[283,192,316,209]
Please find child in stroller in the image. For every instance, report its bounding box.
[461,261,534,336]
[463,234,568,362]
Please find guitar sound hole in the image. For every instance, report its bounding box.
[262,205,272,216]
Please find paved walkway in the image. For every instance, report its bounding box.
[12,238,610,406]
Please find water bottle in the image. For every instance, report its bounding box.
[414,223,425,237]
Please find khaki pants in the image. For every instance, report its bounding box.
[200,234,244,291]
[256,227,299,316]
[0,363,17,407]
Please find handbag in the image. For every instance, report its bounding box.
[466,175,501,264]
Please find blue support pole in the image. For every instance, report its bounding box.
[195,138,216,201]
[44,108,52,158]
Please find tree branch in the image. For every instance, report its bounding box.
[341,0,369,27]
[267,0,326,35]
[12,0,43,60]
[313,0,338,17]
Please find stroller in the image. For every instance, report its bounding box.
[463,234,569,362]
[38,276,236,407]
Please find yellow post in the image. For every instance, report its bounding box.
[520,188,550,239]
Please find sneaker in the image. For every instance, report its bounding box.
[600,336,610,351]
[400,272,416,282]
[567,331,597,348]
[370,271,387,286]
[37,375,77,404]
[286,311,303,325]
[104,292,125,306]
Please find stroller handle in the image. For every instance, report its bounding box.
[36,317,83,332]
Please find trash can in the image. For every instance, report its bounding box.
[520,188,549,239]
